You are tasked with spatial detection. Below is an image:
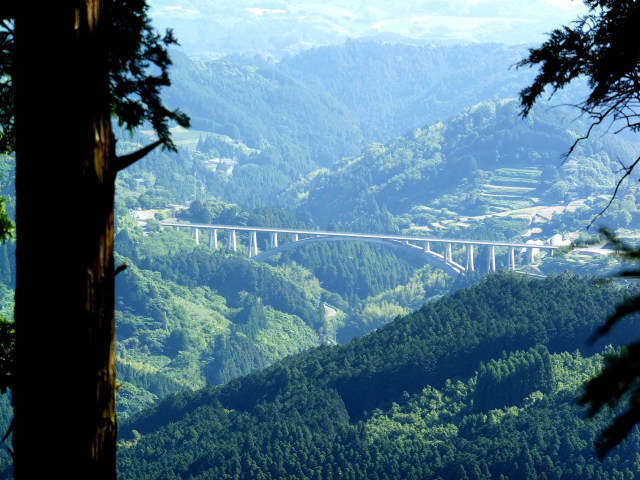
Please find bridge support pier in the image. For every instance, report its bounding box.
[248,231,258,257]
[228,230,237,252]
[488,246,496,272]
[466,244,475,272]
[160,223,558,273]
[445,243,452,263]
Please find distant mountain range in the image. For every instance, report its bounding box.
[149,0,588,57]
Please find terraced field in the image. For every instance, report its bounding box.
[141,126,260,154]
[480,167,542,213]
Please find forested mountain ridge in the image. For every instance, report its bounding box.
[115,254,322,415]
[167,50,364,170]
[153,42,544,206]
[116,273,640,479]
[124,41,639,242]
[278,42,536,141]
[113,224,325,416]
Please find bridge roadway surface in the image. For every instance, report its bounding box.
[160,222,558,251]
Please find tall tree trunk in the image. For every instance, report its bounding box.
[13,2,117,478]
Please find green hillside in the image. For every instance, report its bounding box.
[116,42,640,244]
[111,212,452,418]
[116,273,640,479]
[114,253,322,418]
[296,98,639,241]
[153,42,555,207]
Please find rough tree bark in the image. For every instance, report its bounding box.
[13,1,117,477]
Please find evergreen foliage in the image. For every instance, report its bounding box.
[114,253,321,419]
[270,242,415,305]
[117,273,640,479]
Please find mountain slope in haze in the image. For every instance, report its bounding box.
[295,97,639,236]
[167,51,364,170]
[117,273,640,479]
[162,42,541,166]
[279,42,537,142]
[156,42,583,209]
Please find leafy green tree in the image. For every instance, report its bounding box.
[517,0,640,456]
[1,0,188,477]
[186,199,212,224]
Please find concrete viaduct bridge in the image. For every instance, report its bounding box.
[160,222,558,275]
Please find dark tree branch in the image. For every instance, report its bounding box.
[590,294,640,342]
[111,139,163,173]
[587,156,640,228]
[113,264,127,277]
[562,109,607,160]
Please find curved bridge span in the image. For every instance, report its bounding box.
[161,222,558,275]
[253,236,466,275]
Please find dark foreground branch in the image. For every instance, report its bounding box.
[112,139,163,173]
[588,156,640,228]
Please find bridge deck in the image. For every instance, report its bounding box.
[161,222,558,251]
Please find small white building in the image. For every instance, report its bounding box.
[549,234,571,247]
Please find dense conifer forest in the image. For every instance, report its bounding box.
[116,273,640,479]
